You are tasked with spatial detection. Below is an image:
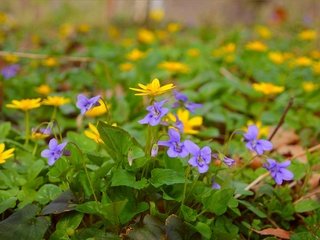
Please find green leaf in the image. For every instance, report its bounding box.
[76,200,128,225]
[150,168,186,188]
[294,200,320,213]
[0,122,11,139]
[0,197,17,214]
[97,122,143,163]
[127,214,165,240]
[203,188,234,215]
[51,212,84,239]
[67,132,96,153]
[0,204,50,240]
[238,200,267,218]
[111,169,148,189]
[195,222,211,239]
[180,205,197,222]
[212,216,239,240]
[35,184,62,205]
[41,190,76,215]
[27,160,45,181]
[119,201,149,224]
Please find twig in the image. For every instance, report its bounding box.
[0,50,95,62]
[268,97,294,141]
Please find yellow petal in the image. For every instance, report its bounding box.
[0,143,4,153]
[189,117,203,127]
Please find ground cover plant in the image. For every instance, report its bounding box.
[0,9,320,240]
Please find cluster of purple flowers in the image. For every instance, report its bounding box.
[243,125,293,185]
[157,128,212,173]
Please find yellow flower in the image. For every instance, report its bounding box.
[84,123,104,144]
[255,25,272,39]
[310,50,320,59]
[0,143,15,164]
[246,120,269,138]
[3,54,19,63]
[35,84,52,95]
[0,12,8,24]
[268,51,285,64]
[293,57,312,67]
[43,57,58,67]
[168,109,202,135]
[212,43,236,57]
[138,28,155,44]
[302,82,317,92]
[31,129,50,140]
[167,23,181,33]
[224,55,235,63]
[59,23,74,38]
[130,78,175,96]
[245,41,268,52]
[77,23,90,33]
[85,99,108,118]
[42,96,70,107]
[6,98,41,111]
[158,61,189,74]
[298,29,317,41]
[149,9,164,22]
[187,48,200,57]
[126,49,146,61]
[119,62,134,72]
[252,82,284,95]
[312,62,320,74]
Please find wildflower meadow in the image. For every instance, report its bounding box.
[0,2,320,239]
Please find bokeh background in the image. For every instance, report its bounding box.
[1,0,319,27]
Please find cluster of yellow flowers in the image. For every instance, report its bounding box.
[212,43,236,62]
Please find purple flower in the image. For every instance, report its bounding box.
[211,178,221,190]
[184,140,211,173]
[263,159,294,185]
[223,157,235,167]
[139,100,169,126]
[76,94,101,115]
[41,138,68,165]
[1,64,20,79]
[158,128,188,158]
[244,125,273,155]
[173,91,202,113]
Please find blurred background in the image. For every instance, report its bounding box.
[0,0,319,27]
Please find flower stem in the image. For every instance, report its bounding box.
[181,165,191,207]
[51,106,57,121]
[25,111,30,145]
[32,142,38,156]
[69,142,98,202]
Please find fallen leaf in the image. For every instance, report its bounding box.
[277,145,307,163]
[252,227,291,239]
[270,127,299,149]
